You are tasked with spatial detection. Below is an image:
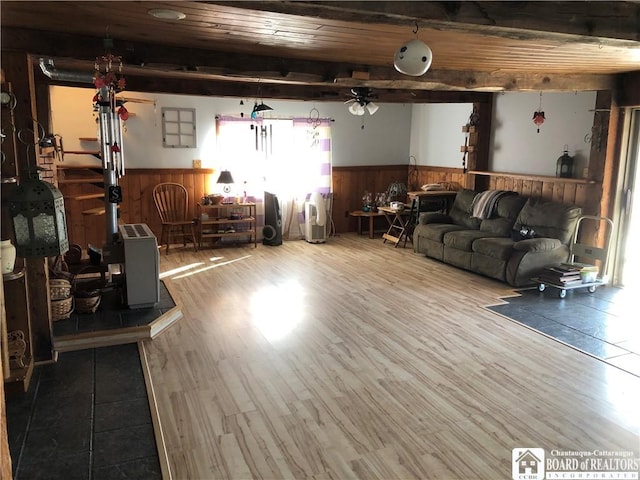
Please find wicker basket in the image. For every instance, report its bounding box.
[50,278,72,300]
[72,265,103,314]
[51,296,74,321]
[74,291,101,314]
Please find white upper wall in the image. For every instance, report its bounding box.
[409,103,472,168]
[49,86,412,169]
[51,86,597,177]
[408,92,597,178]
[491,91,597,177]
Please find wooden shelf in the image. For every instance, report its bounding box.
[468,170,597,184]
[82,206,107,216]
[66,193,104,201]
[57,164,102,170]
[79,137,98,142]
[65,150,101,156]
[58,178,103,185]
[197,203,257,248]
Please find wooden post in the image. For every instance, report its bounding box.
[0,52,55,363]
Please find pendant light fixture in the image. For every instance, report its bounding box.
[394,22,433,77]
[251,81,273,119]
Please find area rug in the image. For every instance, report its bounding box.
[486,286,640,377]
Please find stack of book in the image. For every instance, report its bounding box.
[538,265,583,287]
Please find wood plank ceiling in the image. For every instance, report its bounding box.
[1,1,639,102]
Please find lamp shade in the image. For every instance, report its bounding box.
[394,38,433,76]
[217,170,235,184]
[365,102,379,115]
[252,102,273,113]
[9,173,69,257]
[348,102,365,116]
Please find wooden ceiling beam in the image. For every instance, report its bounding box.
[6,27,616,94]
[209,1,640,43]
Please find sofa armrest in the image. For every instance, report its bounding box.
[513,237,562,253]
[418,212,452,225]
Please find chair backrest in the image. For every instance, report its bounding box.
[153,182,189,223]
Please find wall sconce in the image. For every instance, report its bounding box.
[9,170,69,257]
[394,23,433,76]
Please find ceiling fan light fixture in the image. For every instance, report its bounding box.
[348,102,365,116]
[365,102,379,115]
[148,8,186,20]
[394,38,433,76]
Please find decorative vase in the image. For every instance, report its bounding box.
[1,239,17,275]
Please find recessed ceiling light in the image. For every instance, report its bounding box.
[148,9,186,20]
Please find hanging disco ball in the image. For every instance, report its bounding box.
[394,39,433,76]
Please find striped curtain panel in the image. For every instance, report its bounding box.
[281,118,333,239]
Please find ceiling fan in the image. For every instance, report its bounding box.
[344,87,379,116]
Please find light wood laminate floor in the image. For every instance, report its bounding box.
[143,234,640,480]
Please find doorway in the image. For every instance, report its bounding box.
[613,108,640,287]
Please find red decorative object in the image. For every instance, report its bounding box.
[111,143,121,153]
[93,53,125,107]
[117,105,129,121]
[532,111,545,133]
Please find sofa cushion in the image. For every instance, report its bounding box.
[443,230,499,252]
[513,198,582,245]
[496,195,528,220]
[418,223,469,242]
[513,237,562,253]
[448,189,481,229]
[418,212,450,225]
[472,237,516,261]
[480,217,513,236]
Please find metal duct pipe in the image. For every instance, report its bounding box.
[39,58,94,84]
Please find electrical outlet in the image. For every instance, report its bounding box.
[193,159,202,169]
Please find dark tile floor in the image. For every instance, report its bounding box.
[488,284,640,377]
[6,344,162,480]
[5,281,176,479]
[52,280,177,337]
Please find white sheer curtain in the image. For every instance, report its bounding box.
[215,116,333,241]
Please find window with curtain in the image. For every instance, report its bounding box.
[215,116,333,239]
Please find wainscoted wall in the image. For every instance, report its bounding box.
[61,165,599,249]
[332,165,408,234]
[59,168,215,249]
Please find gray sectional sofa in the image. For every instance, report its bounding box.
[413,189,582,287]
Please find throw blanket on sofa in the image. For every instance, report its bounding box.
[471,190,516,219]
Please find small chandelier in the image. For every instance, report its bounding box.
[394,22,433,77]
[9,169,69,257]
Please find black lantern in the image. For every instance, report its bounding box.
[556,147,574,178]
[9,170,69,257]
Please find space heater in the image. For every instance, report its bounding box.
[304,193,327,244]
[119,223,159,308]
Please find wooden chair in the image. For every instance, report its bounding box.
[152,182,198,254]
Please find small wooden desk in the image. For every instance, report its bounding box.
[407,190,458,213]
[349,210,386,239]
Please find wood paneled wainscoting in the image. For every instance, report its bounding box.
[58,167,215,250]
[60,166,600,248]
[332,164,598,234]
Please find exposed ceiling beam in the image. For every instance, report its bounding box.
[209,1,640,43]
[5,27,617,95]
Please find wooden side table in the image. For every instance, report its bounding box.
[349,210,386,239]
[377,206,413,247]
